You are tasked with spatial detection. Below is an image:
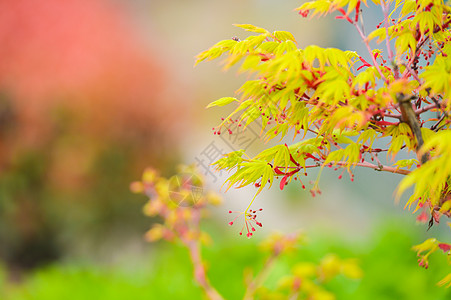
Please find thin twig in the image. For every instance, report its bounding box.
[430,113,446,131]
[304,160,411,175]
[373,153,383,169]
[415,103,439,115]
[433,119,450,132]
[384,113,402,119]
[243,254,278,300]
[353,22,389,82]
[382,0,394,63]
[337,161,411,175]
[402,35,429,79]
[402,62,423,84]
[430,96,448,116]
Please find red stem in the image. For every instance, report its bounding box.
[355,1,361,22]
[337,7,354,24]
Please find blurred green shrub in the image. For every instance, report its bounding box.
[1,224,450,299]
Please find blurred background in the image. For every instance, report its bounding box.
[0,0,450,299]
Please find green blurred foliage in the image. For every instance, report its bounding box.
[1,224,450,300]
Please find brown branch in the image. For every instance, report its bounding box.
[434,119,451,131]
[430,114,446,131]
[397,93,429,164]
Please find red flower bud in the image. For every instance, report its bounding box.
[438,243,451,253]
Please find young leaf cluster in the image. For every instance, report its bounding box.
[198,0,451,223]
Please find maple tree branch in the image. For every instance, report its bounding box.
[301,161,411,175]
[415,103,440,115]
[335,161,411,175]
[397,94,429,164]
[430,114,447,131]
[402,62,423,84]
[354,22,388,83]
[382,0,394,63]
[337,6,388,82]
[384,113,402,120]
[430,96,448,116]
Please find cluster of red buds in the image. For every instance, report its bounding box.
[212,117,242,135]
[228,208,263,238]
